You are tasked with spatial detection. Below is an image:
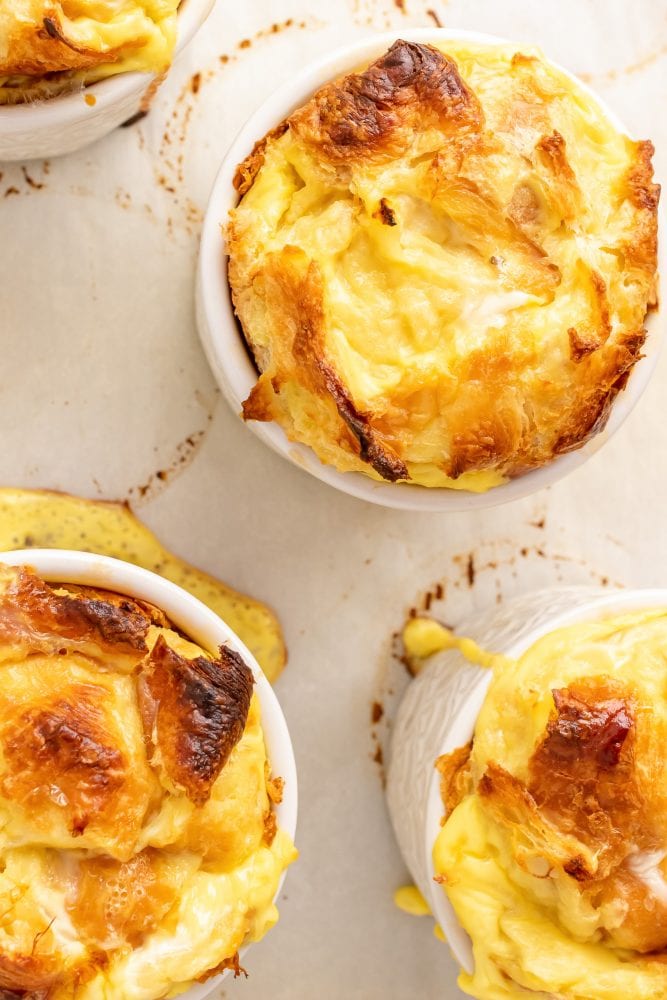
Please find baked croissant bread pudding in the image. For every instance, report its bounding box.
[434,609,667,998]
[228,39,659,492]
[0,562,295,998]
[0,0,179,104]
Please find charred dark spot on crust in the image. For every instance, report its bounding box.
[291,40,481,163]
[39,16,85,53]
[41,17,60,39]
[139,635,254,806]
[322,370,408,481]
[477,770,494,798]
[0,567,150,657]
[518,679,645,881]
[277,254,408,482]
[563,855,591,881]
[542,688,634,769]
[374,198,397,225]
[57,595,149,651]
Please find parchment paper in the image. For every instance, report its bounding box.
[1,1,666,996]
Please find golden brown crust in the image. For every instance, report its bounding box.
[0,954,60,996]
[0,563,281,998]
[138,634,254,806]
[288,40,482,167]
[476,678,667,953]
[624,140,661,300]
[528,680,641,873]
[241,248,408,481]
[195,952,247,983]
[0,13,124,77]
[0,566,150,661]
[266,775,285,805]
[71,850,179,949]
[436,742,473,817]
[2,690,129,838]
[229,39,659,489]
[233,123,289,196]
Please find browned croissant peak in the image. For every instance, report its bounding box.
[0,565,150,662]
[477,676,667,953]
[0,563,255,850]
[289,40,483,165]
[138,634,254,806]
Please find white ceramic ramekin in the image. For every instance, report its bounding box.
[197,28,664,512]
[386,586,667,972]
[0,0,214,162]
[0,548,298,998]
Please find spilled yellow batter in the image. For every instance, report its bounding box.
[0,489,286,682]
[402,616,500,672]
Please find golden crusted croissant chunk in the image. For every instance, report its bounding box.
[434,610,667,998]
[0,563,295,999]
[228,40,659,492]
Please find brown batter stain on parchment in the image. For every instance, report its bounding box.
[2,161,50,198]
[370,528,625,787]
[150,16,316,238]
[125,406,216,505]
[351,0,447,28]
[578,40,667,84]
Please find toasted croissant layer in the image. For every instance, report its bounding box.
[228,39,659,492]
[0,0,179,104]
[0,563,296,999]
[434,610,667,999]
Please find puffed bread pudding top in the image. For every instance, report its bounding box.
[0,563,295,999]
[228,39,659,492]
[434,610,667,999]
[0,0,178,103]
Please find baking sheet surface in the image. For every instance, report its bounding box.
[1,1,666,996]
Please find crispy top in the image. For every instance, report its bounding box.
[434,610,667,998]
[0,563,295,999]
[0,0,179,103]
[228,39,659,493]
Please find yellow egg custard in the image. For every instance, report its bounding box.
[0,561,296,998]
[0,0,179,103]
[434,609,667,999]
[228,39,659,492]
